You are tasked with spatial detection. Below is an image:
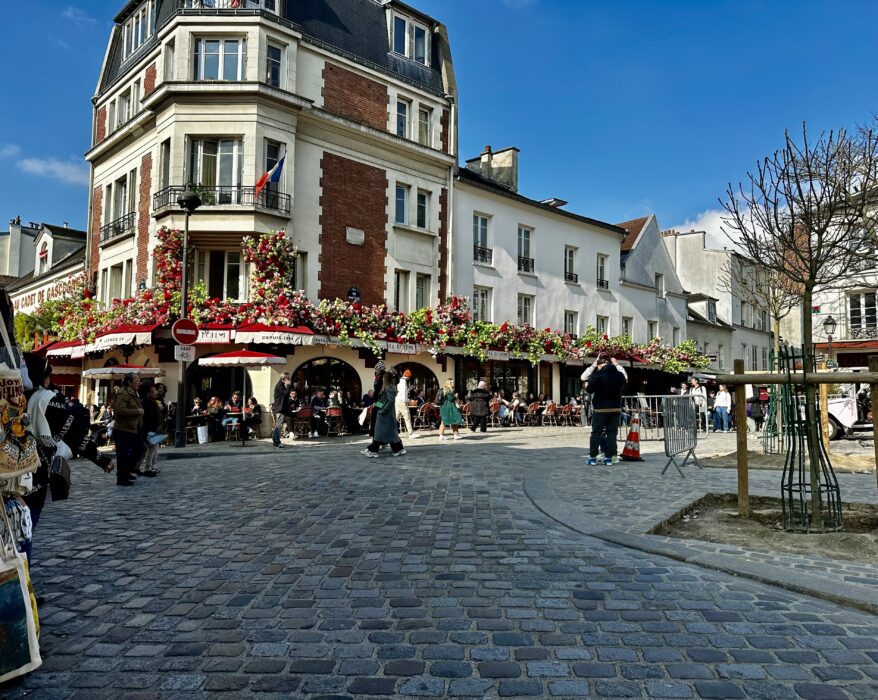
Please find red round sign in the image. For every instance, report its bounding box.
[172,318,199,345]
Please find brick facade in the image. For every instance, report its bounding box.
[440,108,450,154]
[318,152,388,305]
[90,187,103,274]
[322,63,388,132]
[438,187,449,301]
[144,63,157,96]
[95,106,107,144]
[136,153,152,284]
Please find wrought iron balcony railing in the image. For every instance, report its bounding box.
[850,326,878,340]
[179,0,284,12]
[100,211,136,243]
[597,278,609,289]
[518,256,534,273]
[152,185,291,215]
[564,271,579,283]
[473,246,493,264]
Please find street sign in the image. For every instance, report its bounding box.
[172,318,198,345]
[174,344,196,362]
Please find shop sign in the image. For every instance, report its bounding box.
[486,350,509,361]
[237,330,309,345]
[387,342,418,355]
[196,329,232,344]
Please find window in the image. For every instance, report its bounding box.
[109,263,124,300]
[564,247,577,283]
[740,301,750,327]
[718,344,724,369]
[703,342,710,358]
[159,139,171,189]
[124,261,133,298]
[164,40,175,81]
[762,347,769,371]
[396,99,410,138]
[655,273,665,297]
[395,184,410,225]
[415,274,430,309]
[194,250,248,301]
[473,214,491,263]
[266,43,282,87]
[741,343,748,368]
[100,269,108,304]
[122,0,155,61]
[392,13,430,66]
[672,327,680,346]
[132,80,140,112]
[564,311,578,336]
[622,317,632,338]
[118,89,131,128]
[188,139,244,202]
[264,140,283,200]
[193,38,246,81]
[37,242,49,275]
[108,101,116,134]
[416,190,429,229]
[707,300,717,323]
[596,315,608,336]
[417,107,432,147]
[849,290,877,337]
[518,226,533,272]
[517,295,533,326]
[648,321,658,340]
[751,345,758,371]
[394,270,410,312]
[473,286,491,322]
[596,254,608,287]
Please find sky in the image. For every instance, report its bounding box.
[3,0,878,242]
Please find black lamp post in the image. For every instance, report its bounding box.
[823,315,837,368]
[174,190,202,448]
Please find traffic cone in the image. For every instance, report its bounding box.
[621,414,644,461]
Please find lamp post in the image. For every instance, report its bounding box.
[174,190,202,448]
[823,315,837,368]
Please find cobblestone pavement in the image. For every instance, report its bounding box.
[4,428,878,699]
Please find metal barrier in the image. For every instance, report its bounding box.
[621,394,709,442]
[660,395,703,477]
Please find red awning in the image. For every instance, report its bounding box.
[88,324,159,351]
[235,323,314,345]
[46,339,87,359]
[814,340,878,350]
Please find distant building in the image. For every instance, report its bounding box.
[0,216,42,278]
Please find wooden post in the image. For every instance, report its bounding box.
[870,356,878,497]
[734,359,749,517]
[819,382,830,454]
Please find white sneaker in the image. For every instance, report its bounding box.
[360,448,371,456]
[392,449,407,457]
[453,434,462,440]
[311,432,318,438]
[409,433,421,439]
[363,451,378,458]
[439,435,448,441]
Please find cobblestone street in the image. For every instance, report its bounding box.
[4,428,878,699]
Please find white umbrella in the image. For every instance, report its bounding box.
[81,364,166,380]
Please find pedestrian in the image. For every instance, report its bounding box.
[467,380,491,433]
[368,360,386,439]
[749,395,765,432]
[361,369,406,457]
[395,369,420,439]
[714,385,731,432]
[138,383,160,477]
[113,372,145,486]
[581,354,627,466]
[271,372,291,448]
[437,379,463,440]
[689,377,708,431]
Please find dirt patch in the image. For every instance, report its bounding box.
[701,450,875,473]
[653,493,878,562]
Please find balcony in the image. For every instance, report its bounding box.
[564,271,579,283]
[473,246,493,265]
[152,185,291,216]
[178,0,284,12]
[100,212,136,244]
[596,278,609,289]
[518,256,534,273]
[850,326,878,340]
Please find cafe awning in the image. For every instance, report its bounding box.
[235,323,313,345]
[86,324,159,352]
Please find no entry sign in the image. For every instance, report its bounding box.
[171,318,199,345]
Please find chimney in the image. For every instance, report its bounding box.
[63,221,68,228]
[479,145,493,180]
[465,146,520,192]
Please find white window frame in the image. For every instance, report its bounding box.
[655,272,665,298]
[416,189,429,229]
[596,315,608,336]
[394,269,410,313]
[564,246,576,276]
[708,300,717,323]
[122,0,155,61]
[266,42,282,87]
[188,138,245,199]
[391,12,430,67]
[596,253,608,284]
[564,311,578,336]
[517,294,533,326]
[848,289,878,331]
[473,214,489,249]
[194,250,248,302]
[417,106,432,147]
[193,37,247,81]
[473,286,491,323]
[415,273,430,309]
[648,321,658,340]
[517,226,532,260]
[395,184,410,225]
[622,316,632,338]
[396,98,410,138]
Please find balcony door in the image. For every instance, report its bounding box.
[188,138,243,204]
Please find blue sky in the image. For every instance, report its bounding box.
[4,0,878,239]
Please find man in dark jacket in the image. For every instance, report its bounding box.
[582,355,627,466]
[467,380,492,433]
[113,372,144,485]
[271,372,291,448]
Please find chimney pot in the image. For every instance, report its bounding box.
[484,145,492,154]
[63,221,68,228]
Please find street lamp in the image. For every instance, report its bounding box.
[823,315,837,368]
[174,190,202,448]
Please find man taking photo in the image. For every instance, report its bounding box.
[581,354,627,466]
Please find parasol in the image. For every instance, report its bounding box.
[81,364,166,380]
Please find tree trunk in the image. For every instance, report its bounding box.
[773,316,782,444]
[800,289,824,529]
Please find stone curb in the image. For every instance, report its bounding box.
[525,470,878,615]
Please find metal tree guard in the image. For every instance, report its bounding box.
[778,344,843,532]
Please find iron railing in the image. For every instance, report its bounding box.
[100,212,136,243]
[179,0,284,12]
[473,246,493,264]
[152,185,291,215]
[618,394,710,442]
[565,271,578,283]
[851,326,878,340]
[597,278,609,289]
[518,256,534,273]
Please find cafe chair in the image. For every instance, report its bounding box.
[291,406,313,439]
[524,402,541,426]
[414,402,434,431]
[542,402,559,426]
[325,406,347,436]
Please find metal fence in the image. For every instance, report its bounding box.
[660,395,703,477]
[620,394,709,442]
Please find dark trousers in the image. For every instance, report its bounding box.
[590,411,621,458]
[367,439,404,454]
[470,414,488,432]
[272,412,285,446]
[115,430,144,483]
[22,487,47,563]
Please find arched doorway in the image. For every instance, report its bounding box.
[293,357,361,400]
[394,362,439,403]
[186,356,242,409]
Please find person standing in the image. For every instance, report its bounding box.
[362,370,406,457]
[113,372,145,486]
[467,380,492,433]
[714,385,732,432]
[689,377,708,431]
[395,369,420,440]
[138,383,160,477]
[438,379,463,440]
[581,354,627,466]
[271,372,291,448]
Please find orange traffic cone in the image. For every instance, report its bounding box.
[621,414,644,461]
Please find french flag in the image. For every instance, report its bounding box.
[255,155,285,198]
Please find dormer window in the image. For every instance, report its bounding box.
[38,242,49,275]
[122,0,156,61]
[391,12,430,67]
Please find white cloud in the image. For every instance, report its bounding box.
[671,208,737,250]
[61,6,98,26]
[0,144,21,160]
[17,157,89,186]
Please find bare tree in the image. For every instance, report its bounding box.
[721,122,878,527]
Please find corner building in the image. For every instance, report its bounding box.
[85,0,457,404]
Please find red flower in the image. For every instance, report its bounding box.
[499,322,508,333]
[585,341,592,348]
[602,334,609,340]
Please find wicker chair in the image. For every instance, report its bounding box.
[291,406,313,439]
[542,402,559,426]
[460,402,473,428]
[523,402,541,425]
[414,402,434,431]
[488,401,501,427]
[325,406,347,436]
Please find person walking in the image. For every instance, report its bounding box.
[467,380,492,433]
[437,379,463,440]
[395,369,420,439]
[581,354,627,466]
[137,383,161,477]
[369,361,386,439]
[714,385,731,432]
[362,370,406,457]
[113,372,145,486]
[271,372,291,448]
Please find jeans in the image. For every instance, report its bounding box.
[714,406,730,432]
[114,430,144,483]
[589,411,621,458]
[272,412,285,446]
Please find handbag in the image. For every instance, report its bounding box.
[49,455,71,502]
[147,432,167,446]
[0,318,39,480]
[0,499,41,682]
